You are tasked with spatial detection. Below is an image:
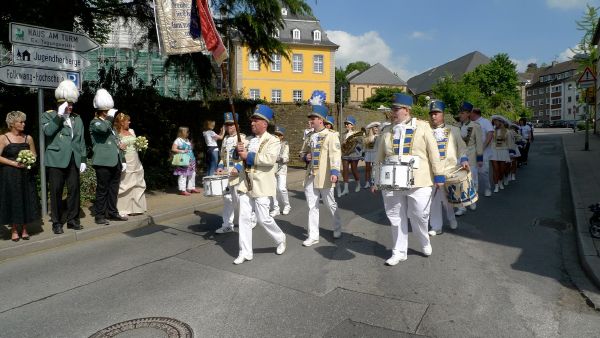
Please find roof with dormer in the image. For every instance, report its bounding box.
[277,10,338,49]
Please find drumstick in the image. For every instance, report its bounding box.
[447,167,463,177]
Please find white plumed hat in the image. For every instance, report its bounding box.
[54,80,79,103]
[93,89,114,110]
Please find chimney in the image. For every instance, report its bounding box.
[551,60,558,67]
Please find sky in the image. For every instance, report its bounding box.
[310,0,600,80]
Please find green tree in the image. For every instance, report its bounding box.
[571,4,599,71]
[334,67,349,104]
[362,87,400,110]
[345,61,371,75]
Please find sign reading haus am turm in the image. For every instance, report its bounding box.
[10,22,100,53]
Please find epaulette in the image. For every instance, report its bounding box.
[45,109,56,114]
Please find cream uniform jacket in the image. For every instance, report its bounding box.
[218,133,247,186]
[431,124,468,174]
[236,132,280,198]
[459,120,484,165]
[276,140,289,176]
[375,119,445,187]
[300,128,342,189]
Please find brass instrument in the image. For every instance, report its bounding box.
[341,128,366,156]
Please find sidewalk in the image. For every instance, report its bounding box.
[562,131,600,288]
[0,168,309,262]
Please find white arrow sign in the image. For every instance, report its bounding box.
[0,65,80,90]
[12,44,91,71]
[10,22,100,53]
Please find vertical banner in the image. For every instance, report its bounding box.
[196,0,228,65]
[153,0,207,55]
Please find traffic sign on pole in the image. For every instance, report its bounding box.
[578,67,596,83]
[0,65,80,90]
[12,44,91,71]
[10,22,100,53]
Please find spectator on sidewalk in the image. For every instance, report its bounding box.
[202,120,224,176]
[114,113,147,217]
[172,126,200,196]
[518,117,533,166]
[0,111,40,241]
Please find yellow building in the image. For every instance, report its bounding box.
[231,8,338,103]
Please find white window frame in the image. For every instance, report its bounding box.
[532,101,536,107]
[538,99,543,105]
[551,109,561,117]
[551,97,562,105]
[313,55,323,73]
[274,29,280,38]
[249,89,260,100]
[271,89,281,103]
[292,29,301,40]
[271,54,281,72]
[248,53,260,71]
[551,85,561,93]
[292,54,303,72]
[313,30,321,41]
[292,90,303,102]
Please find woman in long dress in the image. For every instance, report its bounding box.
[114,113,147,216]
[0,111,40,241]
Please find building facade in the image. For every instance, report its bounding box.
[347,63,407,107]
[230,8,338,103]
[525,61,579,124]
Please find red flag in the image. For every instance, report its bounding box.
[197,0,228,65]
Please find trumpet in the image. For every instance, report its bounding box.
[341,127,366,156]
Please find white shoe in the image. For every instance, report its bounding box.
[251,212,257,228]
[385,254,407,266]
[493,184,499,193]
[333,230,342,239]
[449,219,458,230]
[336,184,342,197]
[484,189,492,197]
[270,208,280,217]
[511,173,516,181]
[455,208,466,216]
[423,245,432,256]
[340,183,349,197]
[469,203,477,211]
[503,177,509,185]
[276,239,286,255]
[233,254,253,265]
[215,226,234,234]
[354,183,361,192]
[428,230,442,236]
[302,238,319,247]
[363,182,370,188]
[282,205,291,215]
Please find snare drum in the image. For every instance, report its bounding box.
[375,162,414,190]
[202,175,229,197]
[444,169,478,206]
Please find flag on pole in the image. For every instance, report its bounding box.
[196,0,229,65]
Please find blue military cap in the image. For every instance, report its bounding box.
[460,101,473,112]
[223,112,238,124]
[251,104,274,123]
[274,125,286,135]
[309,104,328,119]
[344,115,357,125]
[325,115,335,126]
[429,100,446,113]
[392,93,413,109]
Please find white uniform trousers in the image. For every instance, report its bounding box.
[429,187,456,232]
[238,193,286,256]
[177,172,196,191]
[272,174,290,210]
[477,160,490,193]
[382,187,433,257]
[304,176,341,240]
[222,185,239,228]
[470,164,479,191]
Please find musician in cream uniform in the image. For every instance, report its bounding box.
[427,100,468,235]
[371,93,445,266]
[215,112,247,234]
[299,105,342,246]
[232,105,286,264]
[339,116,363,196]
[270,125,291,216]
[455,103,484,216]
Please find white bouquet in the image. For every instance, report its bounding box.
[134,136,148,151]
[16,149,36,169]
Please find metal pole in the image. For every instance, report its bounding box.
[585,103,590,151]
[38,89,47,215]
[339,86,344,134]
[594,78,598,135]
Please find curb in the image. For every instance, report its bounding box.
[562,135,600,289]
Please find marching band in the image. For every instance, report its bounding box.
[207,92,529,266]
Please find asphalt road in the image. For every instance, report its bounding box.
[0,130,599,337]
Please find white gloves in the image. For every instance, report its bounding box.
[107,108,118,117]
[79,163,86,173]
[57,102,68,117]
[121,163,127,172]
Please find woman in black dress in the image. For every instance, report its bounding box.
[0,111,40,241]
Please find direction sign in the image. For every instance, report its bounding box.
[10,22,100,53]
[578,67,596,83]
[0,65,80,90]
[12,44,91,71]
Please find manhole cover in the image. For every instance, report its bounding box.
[89,317,193,338]
[532,217,569,230]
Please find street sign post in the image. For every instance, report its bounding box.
[0,65,80,90]
[12,44,91,71]
[10,22,100,53]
